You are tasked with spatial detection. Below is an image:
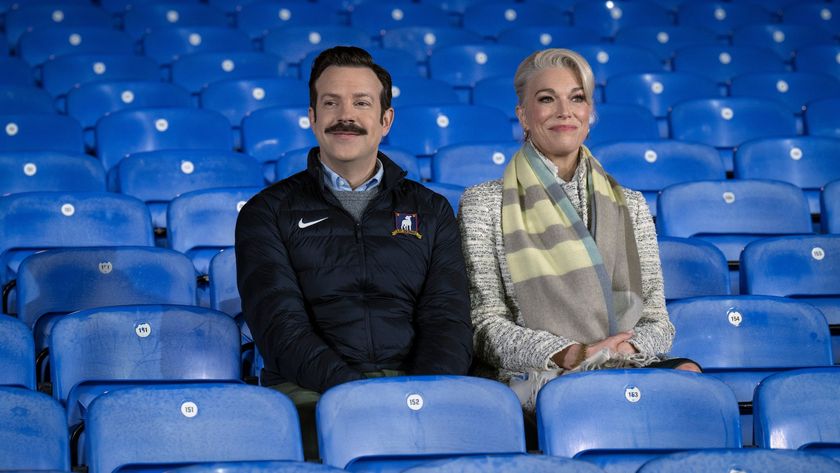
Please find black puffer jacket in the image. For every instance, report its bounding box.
[235,148,473,392]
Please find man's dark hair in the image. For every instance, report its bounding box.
[308,46,393,121]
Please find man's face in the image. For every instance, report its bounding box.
[309,65,394,171]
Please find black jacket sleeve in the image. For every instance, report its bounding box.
[235,193,365,393]
[408,195,474,375]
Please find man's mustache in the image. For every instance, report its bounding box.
[325,122,368,135]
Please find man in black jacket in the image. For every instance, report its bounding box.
[235,46,473,458]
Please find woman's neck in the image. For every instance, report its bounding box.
[531,141,580,181]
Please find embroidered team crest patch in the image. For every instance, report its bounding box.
[391,212,422,239]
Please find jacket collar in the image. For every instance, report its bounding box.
[306,147,407,192]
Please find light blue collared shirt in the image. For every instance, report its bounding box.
[321,158,384,192]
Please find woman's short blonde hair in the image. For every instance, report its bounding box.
[513,48,596,108]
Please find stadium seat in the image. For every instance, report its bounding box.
[656,180,812,263]
[423,181,464,215]
[795,44,840,79]
[0,57,35,86]
[824,180,840,234]
[668,295,833,444]
[429,44,530,91]
[733,24,833,62]
[208,248,239,318]
[497,25,599,51]
[734,136,840,214]
[805,97,840,139]
[167,186,261,277]
[100,0,200,15]
[85,384,304,473]
[17,27,134,69]
[567,44,664,92]
[170,51,288,95]
[677,2,774,37]
[730,71,840,129]
[388,104,512,156]
[123,3,229,40]
[111,149,263,230]
[317,375,525,471]
[299,47,421,81]
[0,151,106,194]
[572,1,672,40]
[200,77,309,128]
[4,4,112,52]
[472,75,517,123]
[586,104,660,148]
[264,25,372,66]
[142,26,252,65]
[672,45,786,90]
[431,141,519,187]
[403,455,607,473]
[537,369,741,472]
[614,26,717,63]
[237,2,342,40]
[383,26,483,63]
[0,386,69,471]
[593,140,724,214]
[754,367,840,458]
[782,3,840,36]
[241,106,317,166]
[0,84,55,114]
[0,113,84,154]
[172,462,345,473]
[463,1,568,39]
[638,449,840,473]
[0,316,35,389]
[740,235,840,362]
[41,53,160,97]
[670,97,798,171]
[95,107,233,171]
[351,3,450,39]
[391,76,460,109]
[657,237,730,301]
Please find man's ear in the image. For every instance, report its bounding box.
[308,106,316,125]
[380,107,395,136]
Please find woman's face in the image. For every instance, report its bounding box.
[516,66,591,164]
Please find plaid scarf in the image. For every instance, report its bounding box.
[501,142,643,344]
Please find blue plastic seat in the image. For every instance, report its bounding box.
[638,449,840,473]
[806,97,840,139]
[85,383,304,473]
[593,140,725,214]
[383,26,482,63]
[614,26,717,62]
[824,180,840,234]
[497,25,600,51]
[167,186,261,276]
[95,107,233,170]
[657,237,730,301]
[237,2,341,40]
[572,1,672,40]
[0,386,69,471]
[0,113,84,154]
[388,104,512,156]
[391,76,460,108]
[0,316,35,389]
[604,72,719,120]
[317,375,526,471]
[731,72,840,120]
[783,3,840,36]
[754,367,840,457]
[17,27,134,69]
[537,369,741,472]
[733,24,833,62]
[263,25,372,66]
[41,53,160,97]
[677,2,774,37]
[463,1,568,39]
[100,0,200,15]
[432,141,519,187]
[472,75,517,123]
[404,455,607,473]
[735,136,840,214]
[171,51,288,94]
[172,462,345,473]
[795,43,840,79]
[0,84,55,114]
[672,45,786,88]
[111,149,263,230]
[241,106,317,166]
[429,44,530,90]
[142,26,252,65]
[209,248,239,318]
[123,3,229,40]
[0,57,35,86]
[351,3,450,39]
[299,47,421,81]
[4,4,112,51]
[0,151,106,194]
[571,44,665,90]
[423,181,464,215]
[657,180,812,263]
[586,104,660,148]
[200,77,308,128]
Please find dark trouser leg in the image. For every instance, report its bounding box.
[269,382,321,462]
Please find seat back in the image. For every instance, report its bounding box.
[0,57,35,86]
[170,461,345,473]
[265,26,372,65]
[735,137,840,192]
[614,26,717,62]
[429,44,530,88]
[241,106,317,163]
[497,25,600,51]
[740,235,840,299]
[754,368,840,449]
[472,75,517,121]
[67,80,192,131]
[17,26,134,68]
[41,53,160,97]
[824,180,840,234]
[730,72,840,114]
[388,104,512,156]
[733,24,833,61]
[167,187,262,253]
[403,454,608,473]
[0,151,106,194]
[391,76,460,108]
[351,3,450,38]
[463,1,567,38]
[795,44,840,79]
[208,249,239,317]
[85,383,304,473]
[142,26,252,65]
[783,3,840,36]
[0,113,84,154]
[0,316,35,389]
[573,1,672,39]
[672,45,785,85]
[677,2,773,36]
[604,72,719,118]
[536,369,741,457]
[568,43,664,87]
[317,375,525,469]
[638,448,840,473]
[170,52,288,95]
[383,26,482,62]
[200,77,309,127]
[5,4,111,50]
[432,141,520,187]
[0,84,55,114]
[0,386,69,470]
[123,3,228,40]
[237,2,340,39]
[670,98,797,149]
[586,104,660,147]
[658,237,730,301]
[806,97,840,140]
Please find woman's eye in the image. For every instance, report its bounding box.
[571,95,585,103]
[538,96,554,103]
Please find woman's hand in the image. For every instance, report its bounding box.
[586,331,634,357]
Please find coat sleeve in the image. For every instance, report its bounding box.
[235,193,365,393]
[408,194,474,375]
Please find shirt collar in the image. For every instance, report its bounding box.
[530,140,586,185]
[321,158,384,192]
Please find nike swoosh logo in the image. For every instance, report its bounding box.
[298,217,328,229]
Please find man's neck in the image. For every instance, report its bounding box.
[320,153,379,190]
